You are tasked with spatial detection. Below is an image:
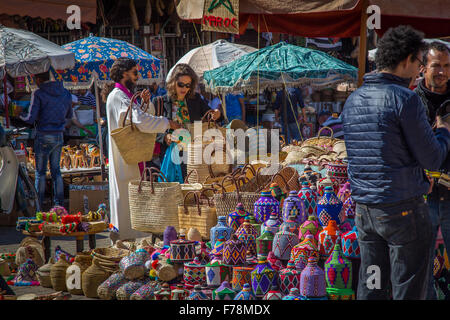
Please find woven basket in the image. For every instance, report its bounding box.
[181,169,206,204]
[110,92,157,165]
[130,281,161,300]
[15,245,44,268]
[116,278,149,300]
[50,253,70,292]
[128,167,183,233]
[97,272,128,300]
[178,190,217,239]
[82,258,112,298]
[301,126,339,151]
[67,253,92,295]
[36,258,54,288]
[0,258,11,277]
[86,221,107,233]
[155,259,178,282]
[212,175,260,217]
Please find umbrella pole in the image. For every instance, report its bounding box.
[357,0,369,87]
[3,75,9,128]
[94,79,105,181]
[283,86,288,143]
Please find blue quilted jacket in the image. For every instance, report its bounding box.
[341,72,450,204]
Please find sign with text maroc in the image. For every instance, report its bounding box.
[202,0,239,34]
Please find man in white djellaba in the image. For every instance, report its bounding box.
[105,58,180,242]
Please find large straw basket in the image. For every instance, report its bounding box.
[301,126,339,151]
[110,91,160,165]
[82,259,112,298]
[129,167,183,233]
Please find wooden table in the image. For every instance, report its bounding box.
[22,229,103,261]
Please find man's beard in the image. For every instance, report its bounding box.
[125,79,136,91]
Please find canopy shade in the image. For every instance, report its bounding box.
[203,42,358,95]
[177,0,450,38]
[166,39,257,82]
[0,0,97,24]
[0,25,75,78]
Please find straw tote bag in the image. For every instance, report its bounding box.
[110,91,162,165]
[128,167,183,234]
[178,190,217,240]
[211,175,261,217]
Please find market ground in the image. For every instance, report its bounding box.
[0,226,111,300]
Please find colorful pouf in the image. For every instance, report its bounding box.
[280,215,300,236]
[170,234,196,263]
[163,226,178,247]
[234,283,257,300]
[263,284,284,300]
[298,214,322,242]
[254,191,280,224]
[222,236,247,266]
[282,287,302,300]
[171,283,189,300]
[256,230,274,256]
[187,285,210,300]
[184,257,207,289]
[325,238,354,299]
[261,211,281,235]
[282,191,307,224]
[211,216,234,245]
[318,220,341,257]
[291,234,319,269]
[235,217,258,257]
[299,165,322,186]
[279,260,302,295]
[11,259,39,286]
[212,281,236,300]
[130,281,160,300]
[273,226,299,262]
[317,176,340,197]
[297,182,318,217]
[232,266,253,292]
[154,283,172,300]
[251,255,278,298]
[116,277,150,300]
[317,186,344,227]
[227,203,251,232]
[97,272,128,300]
[326,160,348,185]
[205,259,232,288]
[120,250,150,280]
[299,256,327,299]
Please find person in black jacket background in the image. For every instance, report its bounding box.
[152,63,221,179]
[342,26,450,300]
[414,42,450,300]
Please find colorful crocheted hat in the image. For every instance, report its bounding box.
[261,211,281,235]
[317,186,344,227]
[235,217,258,257]
[282,191,307,224]
[279,260,302,295]
[291,234,319,269]
[318,220,341,257]
[273,225,300,261]
[256,230,274,256]
[298,182,318,217]
[254,191,280,224]
[282,287,302,300]
[251,255,278,298]
[263,284,284,300]
[186,285,210,300]
[212,281,236,300]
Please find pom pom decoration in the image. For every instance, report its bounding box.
[59,223,78,234]
[149,269,157,279]
[36,212,59,223]
[50,206,68,217]
[61,214,81,224]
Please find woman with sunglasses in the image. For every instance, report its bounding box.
[152,63,221,179]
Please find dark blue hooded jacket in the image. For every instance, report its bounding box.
[341,72,450,204]
[21,81,72,133]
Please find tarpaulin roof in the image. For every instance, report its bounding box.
[0,0,97,24]
[177,0,450,37]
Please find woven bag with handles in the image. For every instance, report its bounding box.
[178,189,217,240]
[110,91,160,165]
[211,175,261,218]
[128,167,183,234]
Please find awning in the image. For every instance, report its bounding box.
[177,0,450,38]
[0,0,97,24]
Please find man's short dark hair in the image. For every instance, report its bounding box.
[35,71,50,82]
[375,25,427,71]
[423,41,450,66]
[110,58,137,83]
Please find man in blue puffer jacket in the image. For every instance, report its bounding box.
[342,26,450,300]
[20,71,72,208]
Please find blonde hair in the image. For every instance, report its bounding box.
[167,63,198,100]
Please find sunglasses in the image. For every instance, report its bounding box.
[414,55,425,67]
[177,81,192,89]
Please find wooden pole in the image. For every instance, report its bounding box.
[357,0,369,87]
[3,75,9,128]
[94,79,105,181]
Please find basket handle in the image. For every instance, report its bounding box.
[122,91,142,129]
[184,169,199,184]
[221,174,241,200]
[183,191,201,216]
[138,167,168,194]
[270,171,291,193]
[317,126,334,139]
[255,166,271,192]
[199,188,215,208]
[240,164,256,178]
